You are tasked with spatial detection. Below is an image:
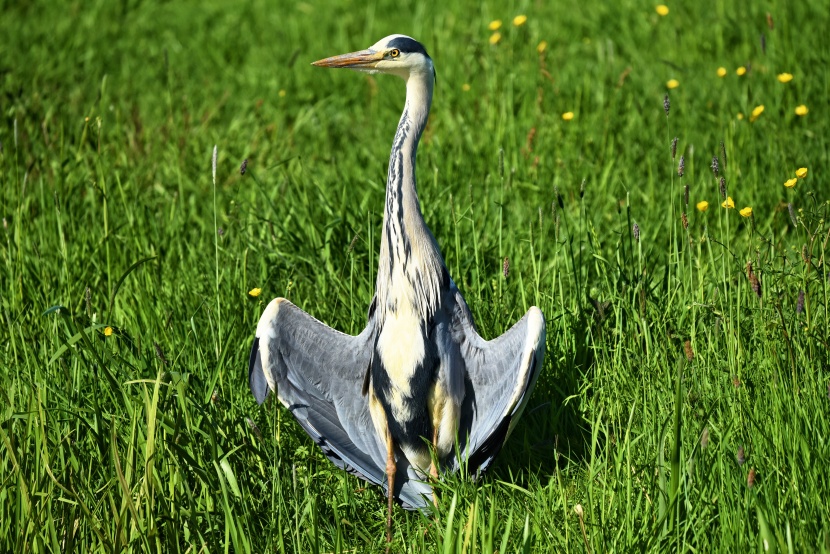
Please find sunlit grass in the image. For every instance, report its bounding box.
[1,0,828,551]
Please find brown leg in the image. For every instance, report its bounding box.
[385,425,396,553]
[429,426,439,507]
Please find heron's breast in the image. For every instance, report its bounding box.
[376,308,425,404]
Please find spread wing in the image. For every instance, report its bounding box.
[249,297,432,510]
[449,290,546,475]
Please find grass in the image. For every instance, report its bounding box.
[1,0,829,551]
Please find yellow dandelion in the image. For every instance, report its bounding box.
[104,326,113,337]
[462,83,471,92]
[784,178,797,188]
[488,20,502,31]
[736,66,747,76]
[537,40,548,53]
[696,201,709,212]
[795,105,808,116]
[739,206,753,218]
[796,167,808,179]
[749,104,764,122]
[717,67,727,77]
[513,15,527,26]
[248,287,262,297]
[666,79,679,89]
[489,32,501,45]
[722,197,735,209]
[777,73,793,83]
[656,5,670,15]
[562,111,574,121]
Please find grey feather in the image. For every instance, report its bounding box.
[448,287,546,475]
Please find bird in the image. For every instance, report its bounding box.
[248,34,546,548]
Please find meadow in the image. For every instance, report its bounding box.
[1,0,829,551]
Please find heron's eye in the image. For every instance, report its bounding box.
[389,49,400,58]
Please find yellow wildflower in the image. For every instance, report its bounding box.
[248,287,262,297]
[717,67,727,77]
[513,15,527,26]
[784,178,797,188]
[666,79,679,89]
[462,83,471,92]
[794,105,808,116]
[796,167,808,179]
[489,32,501,45]
[739,207,753,218]
[656,5,670,15]
[562,111,574,121]
[104,326,113,337]
[777,73,793,83]
[722,197,735,209]
[488,20,502,31]
[736,66,747,76]
[537,40,548,53]
[696,201,709,212]
[278,89,286,98]
[737,113,744,120]
[749,105,764,122]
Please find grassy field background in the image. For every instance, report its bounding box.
[2,0,829,551]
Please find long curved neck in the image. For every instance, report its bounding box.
[376,69,445,322]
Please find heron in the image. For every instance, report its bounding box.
[248,34,546,547]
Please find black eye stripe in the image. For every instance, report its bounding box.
[386,36,430,58]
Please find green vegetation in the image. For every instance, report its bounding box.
[2,0,829,551]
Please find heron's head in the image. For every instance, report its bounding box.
[312,35,434,81]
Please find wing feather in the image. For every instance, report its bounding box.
[449,290,546,475]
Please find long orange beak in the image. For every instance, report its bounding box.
[312,49,384,69]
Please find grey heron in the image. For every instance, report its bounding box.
[248,34,546,546]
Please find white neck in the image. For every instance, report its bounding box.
[375,68,445,322]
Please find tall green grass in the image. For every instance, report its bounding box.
[1,0,829,551]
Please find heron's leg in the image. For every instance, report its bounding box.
[385,424,396,552]
[429,426,439,507]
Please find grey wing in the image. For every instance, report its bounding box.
[248,297,432,510]
[449,289,546,475]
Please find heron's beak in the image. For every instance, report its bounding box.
[312,49,384,69]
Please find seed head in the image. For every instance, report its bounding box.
[154,341,169,366]
[766,12,774,29]
[683,185,689,206]
[802,244,811,266]
[700,427,710,450]
[681,211,688,230]
[711,156,719,177]
[246,417,263,441]
[580,178,586,199]
[663,94,670,116]
[737,446,746,465]
[684,339,694,361]
[348,233,360,253]
[240,158,248,175]
[554,186,564,209]
[211,145,218,184]
[732,375,741,388]
[217,227,224,237]
[677,155,685,178]
[632,222,640,242]
[720,141,727,168]
[719,177,727,199]
[671,137,679,159]
[503,256,510,278]
[788,203,797,226]
[796,290,805,315]
[747,467,756,488]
